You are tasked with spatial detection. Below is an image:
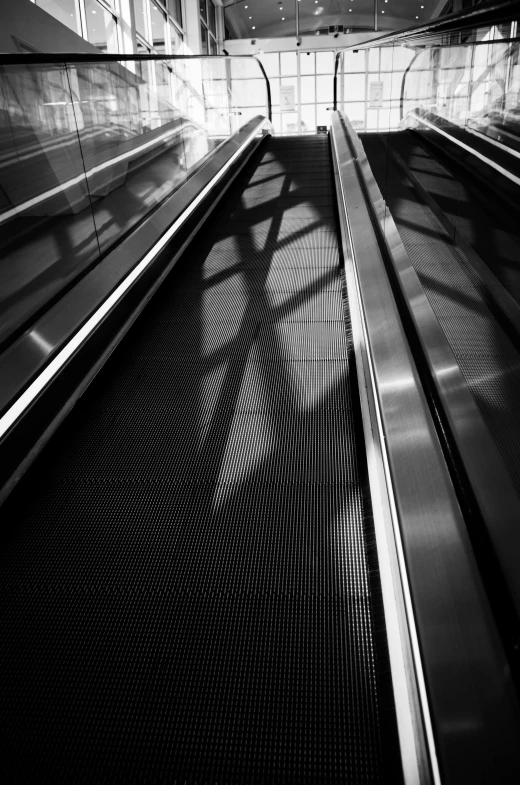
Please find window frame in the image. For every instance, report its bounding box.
[200,0,218,55]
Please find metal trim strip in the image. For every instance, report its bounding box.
[331,110,520,784]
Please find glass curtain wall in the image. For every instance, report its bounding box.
[33,0,185,58]
[200,0,219,56]
[338,46,415,132]
[242,50,336,135]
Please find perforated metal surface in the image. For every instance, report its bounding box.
[0,137,398,783]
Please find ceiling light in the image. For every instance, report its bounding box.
[252,26,256,29]
[282,17,285,20]
[249,16,252,19]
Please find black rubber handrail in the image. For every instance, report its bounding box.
[0,53,272,123]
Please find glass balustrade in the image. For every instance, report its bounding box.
[0,54,270,349]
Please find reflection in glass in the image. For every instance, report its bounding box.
[169,22,182,55]
[0,63,99,346]
[134,0,148,41]
[200,24,208,56]
[84,0,118,53]
[168,0,183,28]
[402,39,520,156]
[34,0,81,36]
[150,0,166,53]
[0,55,269,346]
[208,1,216,37]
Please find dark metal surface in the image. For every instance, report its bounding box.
[331,111,520,785]
[0,136,400,782]
[359,130,520,623]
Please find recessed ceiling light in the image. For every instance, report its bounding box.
[282,17,285,20]
[252,26,256,29]
[249,16,252,19]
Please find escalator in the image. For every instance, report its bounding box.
[3,7,520,780]
[360,129,520,498]
[0,135,402,783]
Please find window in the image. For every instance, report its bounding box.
[134,0,147,39]
[208,2,216,37]
[169,21,182,55]
[200,0,218,55]
[200,23,208,56]
[150,1,166,53]
[84,0,118,53]
[167,0,183,28]
[34,0,81,36]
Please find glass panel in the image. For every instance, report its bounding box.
[380,48,394,72]
[168,0,183,28]
[258,53,279,78]
[300,75,315,104]
[0,55,268,347]
[402,39,520,156]
[316,51,335,75]
[316,104,331,128]
[271,112,282,134]
[200,24,208,55]
[316,74,333,104]
[84,0,118,53]
[281,76,298,105]
[300,52,315,76]
[281,112,299,134]
[169,21,182,54]
[34,0,81,36]
[208,1,216,37]
[301,104,316,134]
[0,63,98,346]
[368,48,380,73]
[199,0,207,22]
[232,79,267,109]
[150,1,166,53]
[270,77,280,107]
[345,73,365,102]
[134,0,148,40]
[344,50,366,73]
[345,101,365,130]
[280,52,297,76]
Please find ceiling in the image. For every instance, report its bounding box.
[223,0,448,39]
